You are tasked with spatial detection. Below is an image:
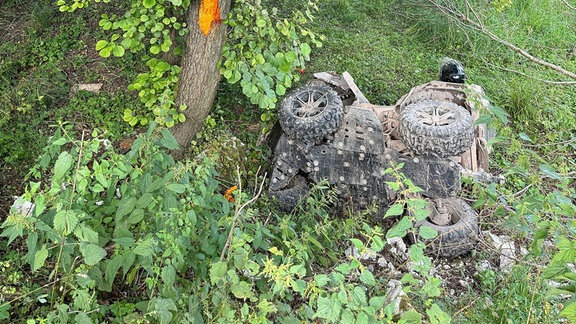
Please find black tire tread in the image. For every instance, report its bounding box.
[278,84,344,142]
[399,100,474,158]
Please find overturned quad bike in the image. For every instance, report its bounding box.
[268,69,495,258]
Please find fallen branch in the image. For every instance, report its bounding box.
[483,61,576,85]
[562,0,576,11]
[426,0,576,80]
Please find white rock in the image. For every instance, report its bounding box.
[11,196,35,217]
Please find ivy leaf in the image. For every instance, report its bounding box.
[80,243,107,266]
[33,245,49,272]
[53,151,73,183]
[418,226,438,240]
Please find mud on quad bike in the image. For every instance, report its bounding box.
[267,69,494,258]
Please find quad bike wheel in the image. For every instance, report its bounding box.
[399,100,474,158]
[268,175,310,212]
[411,197,479,258]
[278,84,343,142]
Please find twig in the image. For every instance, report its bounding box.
[483,61,576,85]
[562,0,576,11]
[426,0,576,80]
[220,166,267,261]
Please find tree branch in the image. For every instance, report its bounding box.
[562,0,576,11]
[426,0,576,80]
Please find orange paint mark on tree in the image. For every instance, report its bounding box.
[198,0,221,36]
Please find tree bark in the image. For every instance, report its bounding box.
[171,0,231,150]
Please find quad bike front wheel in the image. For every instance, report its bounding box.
[278,84,343,142]
[410,197,479,258]
[399,100,474,158]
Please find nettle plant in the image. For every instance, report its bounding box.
[0,123,234,321]
[57,0,322,128]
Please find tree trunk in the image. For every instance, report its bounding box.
[171,0,231,150]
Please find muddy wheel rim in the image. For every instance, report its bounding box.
[292,89,329,118]
[416,103,457,126]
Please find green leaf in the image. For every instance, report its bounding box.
[370,235,385,252]
[386,216,412,239]
[166,183,186,194]
[33,245,49,272]
[518,132,533,143]
[359,269,376,286]
[161,265,176,285]
[95,40,108,50]
[350,238,364,249]
[34,194,46,217]
[170,0,182,5]
[80,243,107,266]
[105,255,123,285]
[153,298,176,324]
[540,164,563,180]
[315,295,342,322]
[385,203,404,218]
[351,286,367,307]
[74,312,92,324]
[0,303,10,320]
[256,19,266,28]
[54,210,80,234]
[142,0,156,9]
[112,45,125,57]
[127,209,144,224]
[99,46,112,58]
[74,224,99,243]
[159,128,179,149]
[210,261,227,285]
[300,43,311,56]
[314,274,330,287]
[426,303,451,324]
[53,151,73,182]
[150,45,161,55]
[559,301,576,322]
[418,226,438,240]
[231,281,255,299]
[115,197,137,222]
[398,310,423,324]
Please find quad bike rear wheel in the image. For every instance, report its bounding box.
[399,100,474,158]
[410,197,479,258]
[268,175,310,212]
[278,84,343,142]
